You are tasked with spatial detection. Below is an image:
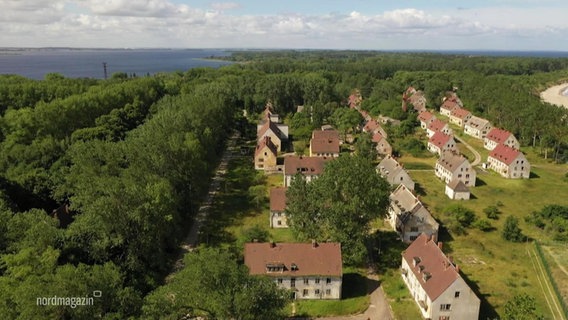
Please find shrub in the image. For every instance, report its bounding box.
[502,216,525,242]
[473,219,493,231]
[483,205,501,220]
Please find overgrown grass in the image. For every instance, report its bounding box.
[381,269,423,320]
[294,267,370,317]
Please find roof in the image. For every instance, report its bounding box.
[257,119,283,141]
[284,156,330,176]
[311,130,340,154]
[418,111,434,123]
[437,151,468,172]
[440,98,460,111]
[372,133,384,143]
[255,136,278,157]
[466,116,491,129]
[389,184,421,213]
[377,155,405,182]
[485,128,513,144]
[450,108,471,119]
[429,131,453,148]
[402,234,461,301]
[427,119,447,132]
[447,178,469,192]
[363,119,380,133]
[244,242,342,277]
[489,144,522,165]
[270,187,287,212]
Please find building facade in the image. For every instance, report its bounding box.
[464,116,492,139]
[483,128,520,151]
[435,152,476,187]
[487,144,530,179]
[377,155,415,191]
[270,187,288,228]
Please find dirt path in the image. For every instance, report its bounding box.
[527,245,566,320]
[454,135,482,166]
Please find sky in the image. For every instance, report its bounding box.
[1,0,567,51]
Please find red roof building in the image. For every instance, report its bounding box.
[283,156,331,187]
[270,187,288,228]
[487,144,530,178]
[483,128,519,151]
[428,132,457,156]
[310,130,340,157]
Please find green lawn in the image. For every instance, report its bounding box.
[381,269,423,320]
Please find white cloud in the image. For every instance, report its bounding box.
[210,2,241,11]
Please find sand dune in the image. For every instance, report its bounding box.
[540,83,568,109]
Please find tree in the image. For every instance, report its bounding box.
[472,219,493,232]
[354,132,377,161]
[142,247,289,319]
[248,185,267,209]
[330,107,361,137]
[503,294,544,320]
[502,216,525,242]
[484,205,501,220]
[286,154,390,265]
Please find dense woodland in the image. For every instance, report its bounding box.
[0,51,567,319]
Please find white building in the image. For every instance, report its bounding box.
[483,128,519,151]
[464,116,493,139]
[244,242,342,300]
[487,144,530,179]
[435,151,476,187]
[377,155,415,191]
[283,156,331,187]
[428,132,457,156]
[270,187,288,228]
[445,179,471,200]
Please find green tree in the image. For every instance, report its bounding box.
[484,205,501,220]
[330,107,361,137]
[503,294,544,320]
[248,185,267,209]
[355,132,377,161]
[142,247,289,319]
[502,216,525,242]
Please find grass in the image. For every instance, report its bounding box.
[397,147,568,319]
[294,267,370,317]
[541,243,568,309]
[381,269,423,320]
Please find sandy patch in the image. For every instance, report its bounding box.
[540,83,568,109]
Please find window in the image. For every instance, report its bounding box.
[326,278,332,284]
[315,289,320,295]
[455,291,460,298]
[466,174,470,178]
[304,279,309,285]
[303,289,308,297]
[410,235,418,241]
[326,289,331,295]
[410,227,418,232]
[277,220,282,226]
[315,278,320,284]
[439,316,450,320]
[400,176,404,181]
[264,152,267,156]
[291,278,296,287]
[440,304,451,311]
[277,278,283,284]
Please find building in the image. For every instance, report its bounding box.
[388,184,439,243]
[310,130,340,157]
[402,87,427,112]
[487,144,530,179]
[244,242,343,300]
[449,108,472,128]
[464,116,493,139]
[483,128,520,151]
[254,136,278,171]
[401,234,480,320]
[418,111,436,130]
[427,119,453,138]
[435,151,476,187]
[270,187,288,228]
[377,155,415,191]
[257,119,288,152]
[283,156,330,187]
[439,98,460,117]
[428,132,457,156]
[372,133,393,156]
[445,179,471,200]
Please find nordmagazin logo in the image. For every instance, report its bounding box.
[36,291,102,309]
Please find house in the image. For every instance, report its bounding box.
[401,234,480,320]
[464,116,493,139]
[402,87,427,112]
[483,128,519,151]
[372,133,393,156]
[388,184,439,243]
[244,241,343,300]
[270,187,288,228]
[349,91,362,109]
[449,108,472,128]
[257,119,288,152]
[435,151,476,187]
[428,132,457,156]
[310,130,340,157]
[445,179,471,200]
[487,144,530,179]
[283,156,330,187]
[377,155,415,191]
[439,98,460,117]
[254,136,278,171]
[418,111,436,130]
[363,119,389,138]
[426,119,453,138]
[263,103,281,123]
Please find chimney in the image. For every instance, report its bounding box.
[438,242,443,250]
[270,241,276,248]
[312,240,318,248]
[456,265,460,273]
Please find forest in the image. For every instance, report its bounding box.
[0,51,567,319]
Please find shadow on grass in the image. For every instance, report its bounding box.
[414,183,428,196]
[370,230,409,273]
[342,272,379,299]
[529,171,540,179]
[475,177,487,187]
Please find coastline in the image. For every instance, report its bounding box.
[540,83,568,109]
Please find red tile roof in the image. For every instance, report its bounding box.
[310,130,340,154]
[418,111,434,123]
[363,119,380,133]
[441,99,459,111]
[284,156,330,176]
[255,136,277,157]
[372,133,384,143]
[485,128,513,144]
[428,119,447,132]
[402,234,461,301]
[270,187,287,212]
[489,144,521,165]
[450,108,471,119]
[257,119,283,141]
[245,242,342,277]
[429,131,453,148]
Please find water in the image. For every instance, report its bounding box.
[0,48,233,80]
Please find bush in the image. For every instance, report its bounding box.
[473,219,493,231]
[502,216,525,242]
[444,204,476,227]
[483,205,501,220]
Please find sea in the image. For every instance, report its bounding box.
[1,48,568,80]
[0,48,234,80]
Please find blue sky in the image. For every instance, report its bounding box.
[1,0,567,50]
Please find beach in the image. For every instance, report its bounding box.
[540,83,568,109]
